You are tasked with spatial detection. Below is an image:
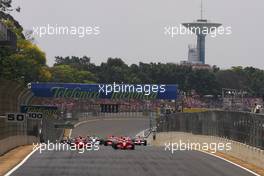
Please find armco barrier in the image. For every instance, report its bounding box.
[157,111,264,150]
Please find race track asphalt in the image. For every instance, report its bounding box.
[11,118,256,176]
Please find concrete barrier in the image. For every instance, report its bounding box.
[0,135,39,156]
[98,112,147,118]
[74,112,148,128]
[152,132,264,169]
[73,112,148,125]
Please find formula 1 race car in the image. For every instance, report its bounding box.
[132,136,147,146]
[112,137,135,150]
[87,136,104,145]
[104,135,118,146]
[60,137,74,145]
[60,138,69,144]
[73,136,88,149]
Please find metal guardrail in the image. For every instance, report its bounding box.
[157,111,264,150]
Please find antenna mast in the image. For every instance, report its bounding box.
[201,0,203,20]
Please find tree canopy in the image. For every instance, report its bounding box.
[50,56,264,97]
[0,8,50,83]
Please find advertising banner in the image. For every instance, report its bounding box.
[30,83,178,100]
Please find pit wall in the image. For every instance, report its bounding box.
[75,112,148,122]
[152,132,264,169]
[97,112,147,118]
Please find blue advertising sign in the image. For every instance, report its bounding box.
[20,105,58,116]
[30,83,178,100]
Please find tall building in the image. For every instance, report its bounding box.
[182,1,221,64]
[188,45,200,64]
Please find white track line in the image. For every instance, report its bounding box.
[73,119,99,128]
[5,146,40,176]
[135,129,148,137]
[166,142,261,176]
[198,150,261,176]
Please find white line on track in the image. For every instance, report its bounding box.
[135,129,147,137]
[197,149,261,176]
[4,146,40,176]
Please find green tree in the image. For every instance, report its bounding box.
[50,65,97,83]
[97,58,129,83]
[189,69,219,95]
[0,19,51,83]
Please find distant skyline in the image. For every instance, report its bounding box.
[11,0,264,69]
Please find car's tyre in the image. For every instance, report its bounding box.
[131,145,135,150]
[112,143,118,150]
[143,140,147,146]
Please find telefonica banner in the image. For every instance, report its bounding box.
[20,105,58,116]
[30,82,178,100]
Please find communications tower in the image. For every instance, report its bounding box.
[182,0,221,64]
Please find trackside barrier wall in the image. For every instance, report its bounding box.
[0,135,38,155]
[152,132,264,169]
[0,79,35,115]
[71,112,148,122]
[0,79,41,155]
[95,112,147,118]
[157,111,264,149]
[155,111,264,168]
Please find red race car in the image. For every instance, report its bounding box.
[72,136,90,149]
[112,137,135,150]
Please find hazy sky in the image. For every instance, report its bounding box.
[11,0,264,69]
